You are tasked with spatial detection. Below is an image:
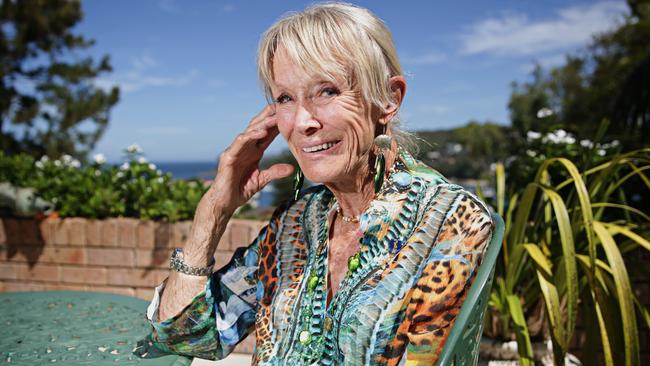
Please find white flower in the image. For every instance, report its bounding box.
[116,171,124,178]
[597,149,606,156]
[580,139,593,148]
[94,170,101,177]
[148,163,157,170]
[449,143,462,153]
[611,140,620,147]
[137,156,148,164]
[157,177,165,183]
[61,154,73,164]
[543,129,575,144]
[126,144,143,154]
[536,108,554,118]
[35,161,44,169]
[39,156,49,162]
[526,149,537,157]
[70,159,81,168]
[156,169,163,176]
[526,131,542,141]
[93,153,106,164]
[120,162,130,170]
[53,160,62,167]
[543,132,559,144]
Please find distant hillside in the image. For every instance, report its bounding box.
[413,121,509,179]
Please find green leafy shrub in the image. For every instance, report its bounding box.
[0,147,208,221]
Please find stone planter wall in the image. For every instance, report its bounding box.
[0,216,265,354]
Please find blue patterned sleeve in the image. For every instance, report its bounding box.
[146,225,269,360]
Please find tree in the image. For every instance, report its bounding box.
[0,0,119,160]
[507,0,650,147]
[508,66,557,139]
[603,0,650,142]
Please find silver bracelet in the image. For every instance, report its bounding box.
[170,248,215,276]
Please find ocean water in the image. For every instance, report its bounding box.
[153,161,217,180]
[154,161,275,207]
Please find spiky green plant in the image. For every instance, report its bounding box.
[481,148,650,366]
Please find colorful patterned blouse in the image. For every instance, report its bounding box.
[146,151,494,365]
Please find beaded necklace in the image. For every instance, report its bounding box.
[292,157,408,364]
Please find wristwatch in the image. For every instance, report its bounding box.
[170,248,215,276]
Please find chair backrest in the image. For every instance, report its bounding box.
[435,213,505,366]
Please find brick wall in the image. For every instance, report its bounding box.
[0,216,265,354]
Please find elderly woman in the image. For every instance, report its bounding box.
[147,3,493,365]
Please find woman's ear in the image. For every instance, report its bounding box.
[379,76,406,125]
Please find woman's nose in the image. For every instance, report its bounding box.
[293,103,321,135]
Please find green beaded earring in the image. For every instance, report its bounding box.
[373,133,392,193]
[292,167,304,201]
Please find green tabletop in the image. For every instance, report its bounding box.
[0,291,192,365]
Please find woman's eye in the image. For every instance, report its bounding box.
[321,87,339,97]
[275,94,292,104]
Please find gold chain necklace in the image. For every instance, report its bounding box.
[335,205,360,223]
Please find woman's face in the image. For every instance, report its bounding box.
[271,49,377,187]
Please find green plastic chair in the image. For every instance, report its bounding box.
[435,213,505,366]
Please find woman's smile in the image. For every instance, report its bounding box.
[300,140,341,155]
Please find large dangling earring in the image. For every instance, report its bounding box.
[373,129,392,194]
[292,167,304,201]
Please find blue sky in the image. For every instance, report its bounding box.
[79,0,628,162]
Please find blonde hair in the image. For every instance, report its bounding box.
[257,2,418,153]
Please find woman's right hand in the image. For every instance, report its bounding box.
[199,105,294,218]
[160,107,291,319]
[180,105,292,267]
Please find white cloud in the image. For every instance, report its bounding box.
[158,0,178,13]
[132,54,158,71]
[461,1,628,56]
[401,52,447,65]
[417,104,449,115]
[123,69,199,92]
[98,69,199,93]
[96,52,200,93]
